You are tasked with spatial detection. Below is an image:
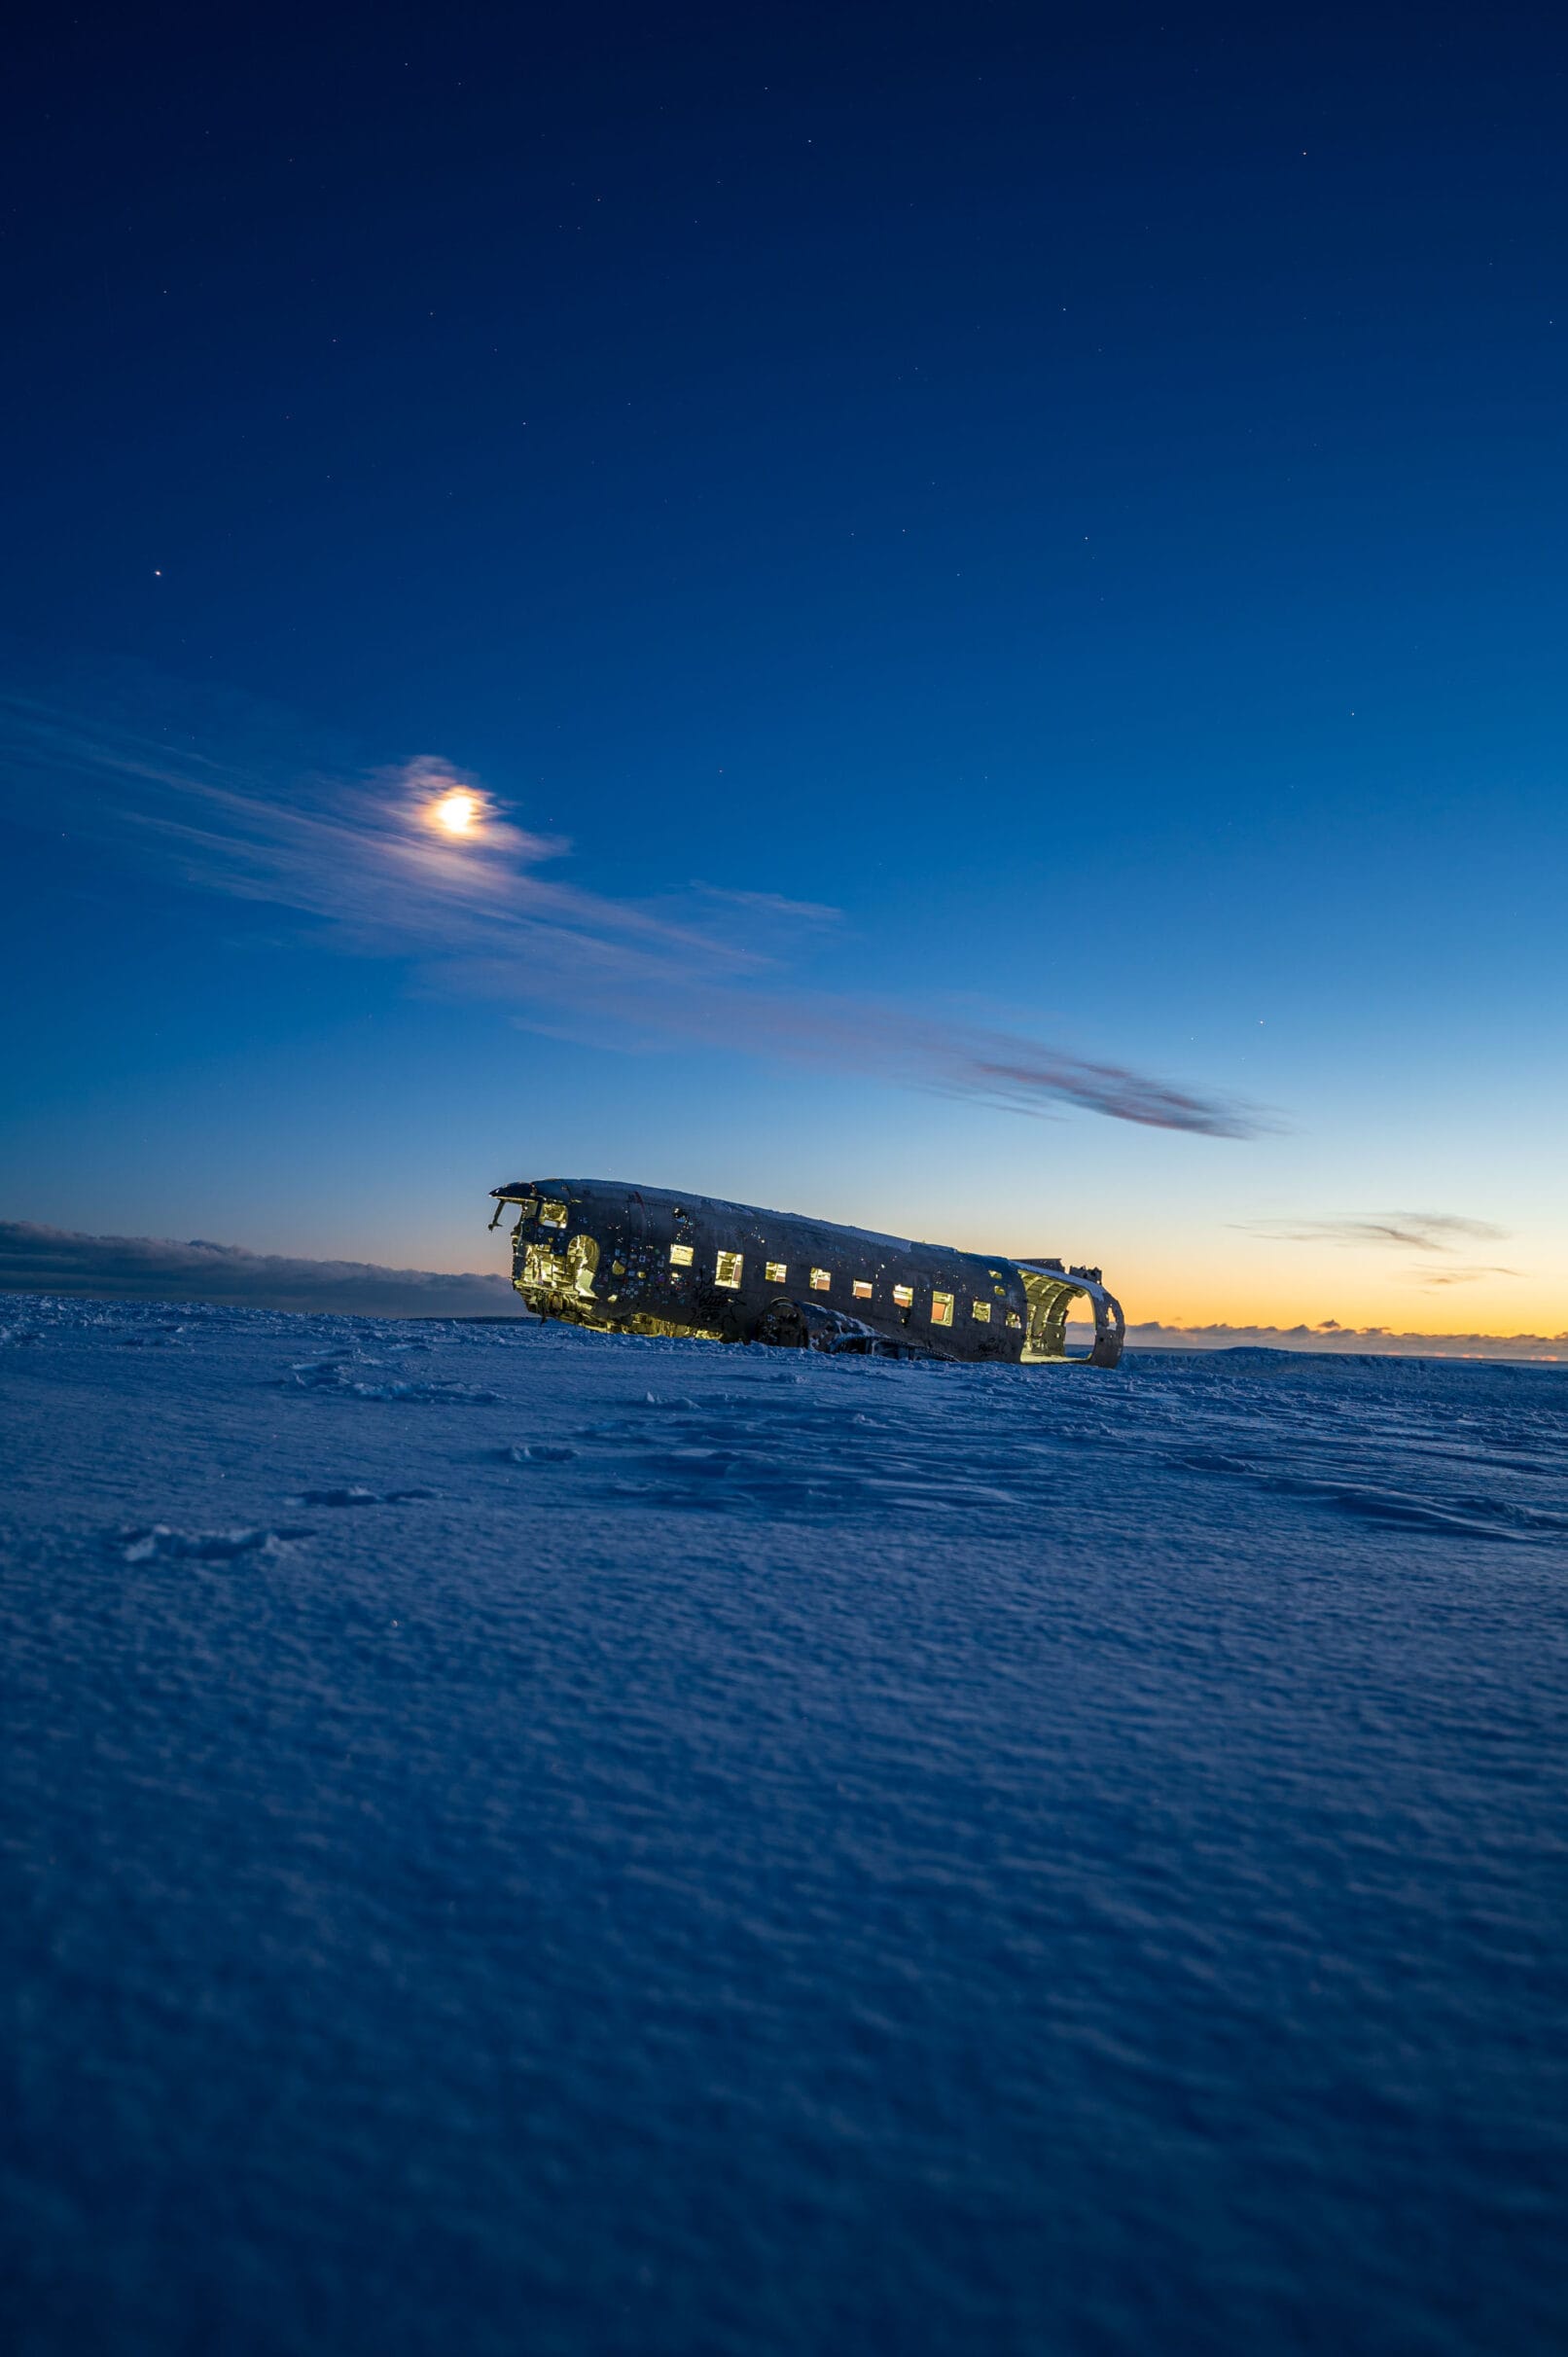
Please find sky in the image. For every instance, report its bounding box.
[1,1,1565,1339]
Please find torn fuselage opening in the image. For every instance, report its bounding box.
[1019,1268,1077,1361]
[1017,1266,1125,1368]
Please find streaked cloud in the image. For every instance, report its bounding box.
[0,667,1265,1138]
[689,884,845,927]
[1410,1265,1521,1287]
[0,1221,525,1317]
[1234,1209,1520,1283]
[1237,1211,1510,1253]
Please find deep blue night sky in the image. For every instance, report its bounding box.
[2,3,1564,1330]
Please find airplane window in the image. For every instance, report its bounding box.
[931,1292,953,1326]
[972,1301,991,1323]
[1006,1311,1022,1329]
[540,1199,568,1229]
[670,1243,695,1267]
[715,1251,743,1289]
[810,1268,831,1292]
[852,1280,873,1300]
[892,1284,914,1307]
[766,1261,787,1283]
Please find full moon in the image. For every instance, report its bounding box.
[432,790,478,836]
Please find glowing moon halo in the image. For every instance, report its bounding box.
[431,789,479,836]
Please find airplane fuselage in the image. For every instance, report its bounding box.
[489,1178,1124,1367]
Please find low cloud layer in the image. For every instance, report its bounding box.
[1128,1320,1565,1361]
[0,1222,525,1318]
[0,669,1264,1138]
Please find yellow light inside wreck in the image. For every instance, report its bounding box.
[432,789,479,836]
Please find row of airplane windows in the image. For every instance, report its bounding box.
[666,1242,1022,1329]
[524,1206,1030,1331]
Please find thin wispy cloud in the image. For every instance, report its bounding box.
[0,668,1265,1137]
[1233,1210,1519,1286]
[1237,1212,1510,1252]
[1413,1265,1521,1287]
[689,884,844,927]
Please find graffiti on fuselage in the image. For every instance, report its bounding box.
[489,1179,1125,1368]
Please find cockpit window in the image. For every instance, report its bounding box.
[539,1199,568,1229]
[715,1251,743,1289]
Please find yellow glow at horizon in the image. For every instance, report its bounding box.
[432,789,479,835]
[829,1193,1568,1346]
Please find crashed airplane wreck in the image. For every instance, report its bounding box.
[489,1179,1125,1368]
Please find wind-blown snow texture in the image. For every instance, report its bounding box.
[3,1297,1566,2357]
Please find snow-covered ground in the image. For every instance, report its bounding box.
[3,1297,1567,2355]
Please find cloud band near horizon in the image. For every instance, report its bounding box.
[0,1221,526,1318]
[3,1223,1563,1354]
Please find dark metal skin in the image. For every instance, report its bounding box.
[489,1179,1125,1368]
